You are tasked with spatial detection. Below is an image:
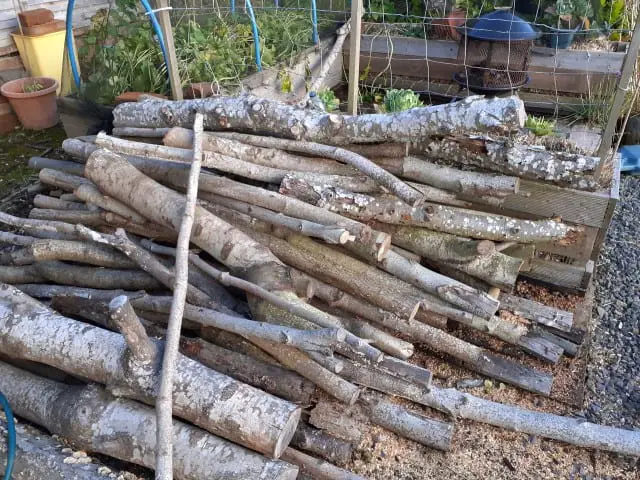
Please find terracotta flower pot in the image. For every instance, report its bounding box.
[432,9,467,41]
[0,76,58,130]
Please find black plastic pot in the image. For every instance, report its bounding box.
[542,24,581,49]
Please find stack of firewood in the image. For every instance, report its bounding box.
[0,94,638,480]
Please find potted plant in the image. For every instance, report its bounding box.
[541,0,593,49]
[0,77,58,130]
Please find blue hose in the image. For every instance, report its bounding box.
[0,392,15,480]
[231,0,236,14]
[65,0,169,89]
[311,0,318,44]
[245,0,262,71]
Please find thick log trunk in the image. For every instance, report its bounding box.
[111,94,525,144]
[500,293,573,332]
[285,180,572,243]
[374,156,519,198]
[373,223,523,290]
[422,386,640,456]
[0,285,301,458]
[418,135,601,190]
[290,423,353,466]
[0,265,44,283]
[180,337,315,403]
[0,361,299,480]
[164,127,357,175]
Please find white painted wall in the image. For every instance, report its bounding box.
[0,0,111,49]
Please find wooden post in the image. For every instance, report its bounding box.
[347,0,363,115]
[594,18,640,179]
[155,0,183,100]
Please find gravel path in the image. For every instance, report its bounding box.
[586,175,640,430]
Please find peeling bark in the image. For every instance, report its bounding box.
[418,135,601,190]
[111,94,525,144]
[0,361,299,480]
[0,284,301,458]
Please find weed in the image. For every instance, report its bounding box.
[525,115,556,136]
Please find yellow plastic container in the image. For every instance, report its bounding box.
[11,29,74,96]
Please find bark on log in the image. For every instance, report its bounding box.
[28,208,106,227]
[500,293,573,332]
[0,211,77,240]
[38,168,91,191]
[374,156,519,198]
[180,337,316,404]
[0,265,44,284]
[422,386,640,456]
[281,448,364,480]
[418,135,601,190]
[113,126,171,137]
[13,284,142,301]
[360,392,454,451]
[111,94,525,144]
[0,419,109,480]
[0,239,135,268]
[74,184,148,224]
[0,285,301,458]
[59,193,82,202]
[372,223,523,290]
[285,180,572,243]
[164,127,357,176]
[248,337,361,405]
[28,156,86,176]
[33,261,162,290]
[290,423,353,466]
[0,231,38,246]
[211,132,424,206]
[33,194,90,210]
[0,361,299,480]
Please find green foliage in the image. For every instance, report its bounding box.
[317,89,340,112]
[382,89,423,112]
[364,0,397,22]
[597,0,627,39]
[79,1,327,104]
[525,116,556,136]
[23,80,44,93]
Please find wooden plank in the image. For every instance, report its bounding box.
[155,0,182,100]
[347,2,362,115]
[500,292,573,332]
[347,35,625,95]
[590,153,621,261]
[522,258,589,293]
[0,53,21,71]
[535,226,599,263]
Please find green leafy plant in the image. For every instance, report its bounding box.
[317,89,340,112]
[23,80,44,93]
[381,89,423,112]
[542,0,594,28]
[525,115,556,136]
[364,0,397,22]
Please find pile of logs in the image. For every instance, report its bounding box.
[1,94,638,480]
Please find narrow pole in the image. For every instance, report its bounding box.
[594,19,640,179]
[155,0,183,100]
[347,0,363,115]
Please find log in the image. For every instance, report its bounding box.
[28,156,86,176]
[0,361,299,480]
[29,208,106,226]
[0,211,77,240]
[281,448,364,480]
[0,284,301,458]
[0,418,109,480]
[34,261,162,290]
[209,195,354,244]
[372,223,523,290]
[59,193,82,202]
[360,392,454,451]
[111,94,525,144]
[418,135,601,190]
[38,168,91,191]
[74,184,148,224]
[13,284,142,301]
[374,156,519,198]
[290,423,353,465]
[529,327,579,358]
[155,113,205,479]
[285,180,572,243]
[0,239,135,269]
[248,337,361,405]
[130,295,348,353]
[0,265,45,284]
[113,126,171,137]
[180,337,316,404]
[500,293,573,332]
[309,21,350,93]
[211,132,424,206]
[33,194,89,210]
[164,127,358,175]
[0,231,38,246]
[422,386,640,456]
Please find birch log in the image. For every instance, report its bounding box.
[38,168,91,191]
[33,261,162,290]
[419,135,601,190]
[111,94,525,144]
[28,156,86,176]
[285,180,572,243]
[422,386,640,456]
[0,284,301,458]
[374,156,519,198]
[0,361,299,480]
[290,423,353,465]
[74,184,148,223]
[33,194,89,210]
[372,223,523,290]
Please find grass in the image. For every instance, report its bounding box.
[525,115,557,136]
